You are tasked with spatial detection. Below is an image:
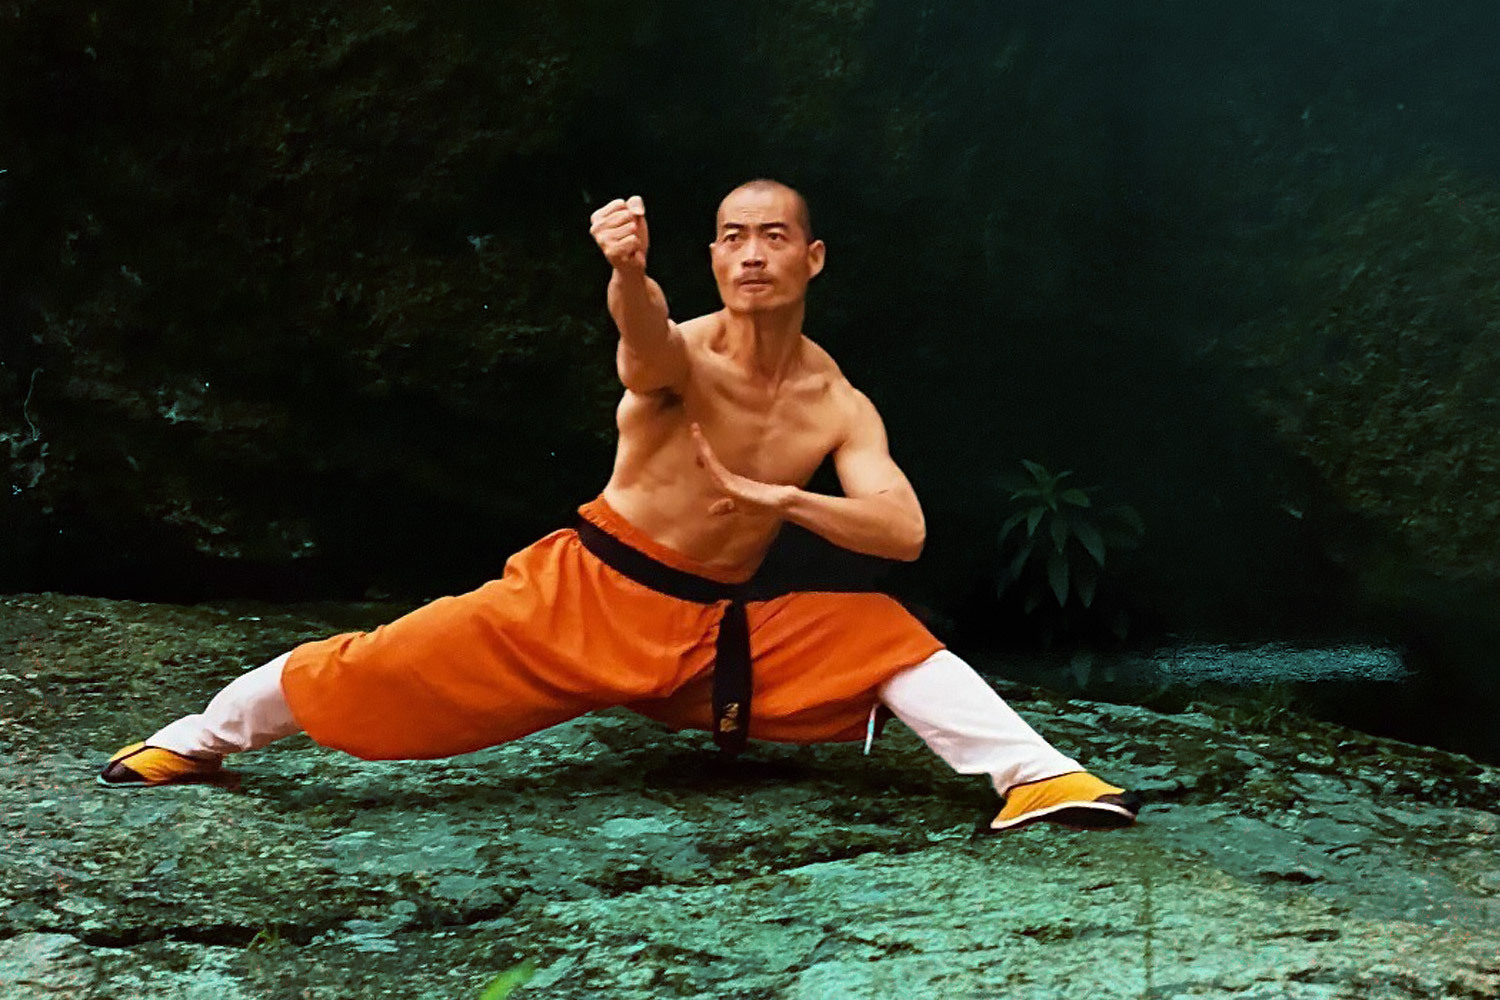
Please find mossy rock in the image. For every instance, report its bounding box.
[1241,163,1500,582]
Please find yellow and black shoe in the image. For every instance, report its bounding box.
[97,742,222,788]
[981,771,1140,834]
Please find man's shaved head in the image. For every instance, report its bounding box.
[717,179,813,242]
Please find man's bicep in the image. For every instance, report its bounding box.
[833,393,918,502]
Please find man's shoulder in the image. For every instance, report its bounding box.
[798,342,869,442]
[676,312,725,341]
[798,334,847,381]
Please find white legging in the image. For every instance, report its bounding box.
[148,652,300,760]
[148,648,1080,795]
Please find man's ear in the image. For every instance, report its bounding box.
[807,239,827,278]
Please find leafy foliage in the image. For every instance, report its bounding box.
[995,460,1144,641]
[476,959,536,1000]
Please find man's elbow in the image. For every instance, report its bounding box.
[616,357,662,394]
[616,345,682,395]
[894,524,926,562]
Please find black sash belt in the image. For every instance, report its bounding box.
[575,518,753,756]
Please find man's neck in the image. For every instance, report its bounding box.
[720,305,805,383]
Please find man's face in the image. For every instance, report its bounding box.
[710,187,825,313]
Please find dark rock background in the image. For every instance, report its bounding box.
[3,1,1499,711]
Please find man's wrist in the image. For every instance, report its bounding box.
[772,484,802,516]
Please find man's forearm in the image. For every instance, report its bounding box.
[776,488,925,562]
[607,269,672,359]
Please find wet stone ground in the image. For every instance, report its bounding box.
[2,593,1498,999]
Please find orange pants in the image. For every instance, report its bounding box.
[281,497,944,760]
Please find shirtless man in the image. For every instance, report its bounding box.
[100,180,1138,833]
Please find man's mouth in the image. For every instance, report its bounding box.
[737,277,771,288]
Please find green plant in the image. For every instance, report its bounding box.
[995,460,1144,635]
[245,926,284,953]
[476,960,537,1000]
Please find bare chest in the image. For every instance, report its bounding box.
[686,356,844,485]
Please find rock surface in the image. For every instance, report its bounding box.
[3,592,1499,999]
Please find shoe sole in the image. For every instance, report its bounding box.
[96,769,228,789]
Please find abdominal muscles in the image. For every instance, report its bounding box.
[603,392,827,576]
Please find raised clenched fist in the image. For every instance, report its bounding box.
[589,195,649,272]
